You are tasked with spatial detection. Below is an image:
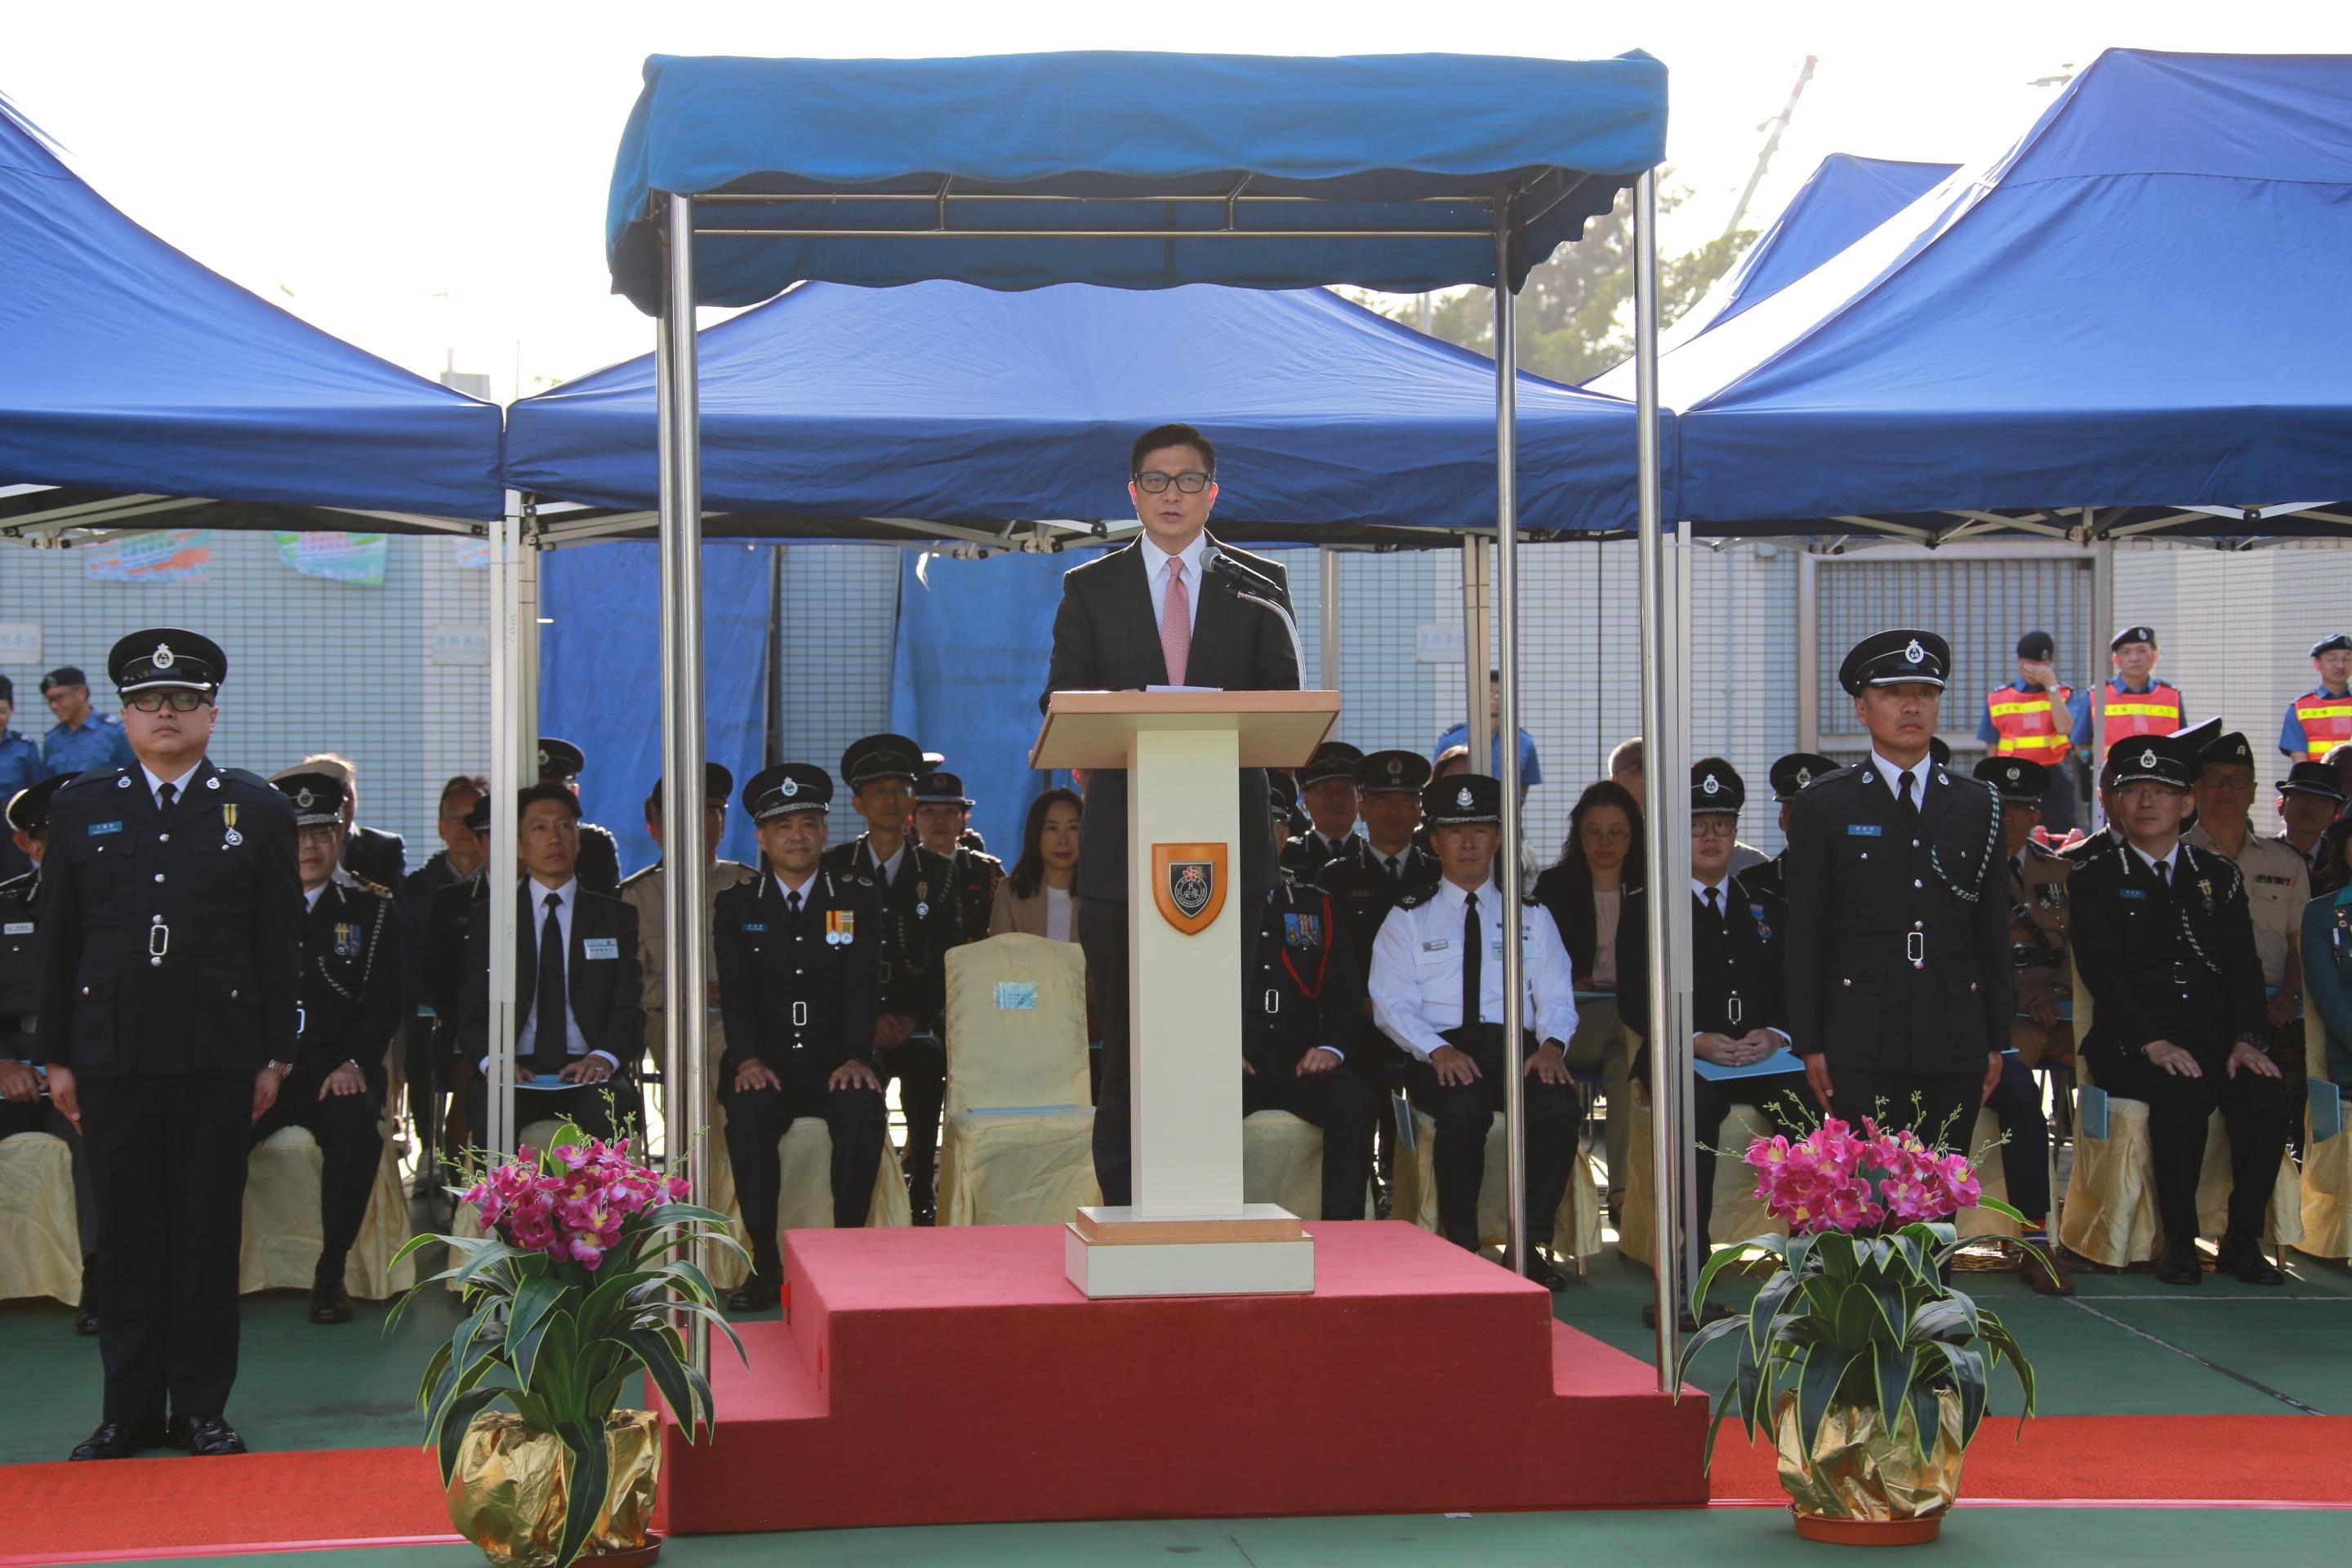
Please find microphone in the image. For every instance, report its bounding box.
[1205,547,1307,683]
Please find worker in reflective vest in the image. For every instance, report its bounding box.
[2280,634,2352,762]
[2096,626,2185,751]
[1981,630,2087,764]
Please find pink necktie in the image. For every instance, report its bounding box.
[1160,559,1190,686]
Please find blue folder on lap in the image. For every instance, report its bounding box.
[1692,1048,1805,1083]
[2313,1080,2344,1144]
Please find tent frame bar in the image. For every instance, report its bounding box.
[692,225,1499,240]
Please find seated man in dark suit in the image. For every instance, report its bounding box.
[1620,760,1815,1327]
[461,783,644,1143]
[714,764,886,1312]
[1042,421,1302,1207]
[252,773,402,1325]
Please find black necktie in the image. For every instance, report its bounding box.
[156,781,176,813]
[1384,855,1401,886]
[531,891,568,1074]
[2152,858,2172,893]
[1704,884,1723,929]
[1461,892,1481,1027]
[787,889,803,915]
[1898,769,1918,822]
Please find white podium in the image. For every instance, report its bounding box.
[1032,689,1339,1297]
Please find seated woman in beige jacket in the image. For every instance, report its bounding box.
[988,787,1083,941]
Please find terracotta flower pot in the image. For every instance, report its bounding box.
[1773,1389,1964,1544]
[447,1409,663,1568]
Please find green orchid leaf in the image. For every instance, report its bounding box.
[622,1327,703,1437]
[434,1385,512,1486]
[550,1418,609,1568]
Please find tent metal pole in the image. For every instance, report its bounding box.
[1492,196,1527,1278]
[1464,539,1491,765]
[1632,169,1680,1389]
[486,492,523,1159]
[2090,528,2114,824]
[657,191,712,1380]
[1318,545,1341,688]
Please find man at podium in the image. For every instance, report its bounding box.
[1043,423,1302,1205]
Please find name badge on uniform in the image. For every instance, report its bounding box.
[3,921,31,936]
[582,937,621,960]
[2119,888,2148,901]
[1846,824,1882,838]
[740,921,769,933]
[88,821,122,836]
[1422,938,1450,953]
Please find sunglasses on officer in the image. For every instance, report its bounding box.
[125,691,212,714]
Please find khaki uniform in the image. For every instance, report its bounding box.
[2007,840,2077,1067]
[2187,822,2309,988]
[617,858,758,1079]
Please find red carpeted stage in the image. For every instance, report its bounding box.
[661,1219,1710,1534]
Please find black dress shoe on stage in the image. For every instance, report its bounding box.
[167,1414,247,1455]
[309,1279,355,1325]
[2154,1251,2205,1287]
[727,1278,779,1314]
[74,1305,100,1336]
[2216,1245,2286,1285]
[1522,1257,1570,1292]
[69,1420,162,1460]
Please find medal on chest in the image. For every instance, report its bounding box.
[333,920,359,957]
[826,909,854,947]
[221,803,243,848]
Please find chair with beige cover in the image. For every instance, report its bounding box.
[1241,1109,1374,1218]
[2292,1000,2350,1262]
[2060,955,2304,1266]
[242,1117,414,1298]
[1391,1109,1604,1271]
[937,933,1099,1227]
[0,1131,83,1305]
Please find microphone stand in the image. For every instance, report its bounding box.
[1205,549,1308,682]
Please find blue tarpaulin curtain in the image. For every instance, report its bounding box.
[604,51,1669,310]
[888,550,1077,862]
[539,542,773,875]
[0,99,503,519]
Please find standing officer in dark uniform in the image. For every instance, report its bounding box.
[2072,733,2288,1286]
[1786,631,2010,1146]
[253,773,402,1325]
[422,794,495,1156]
[1731,752,1836,904]
[40,629,300,1460]
[715,764,886,1310]
[822,734,962,1223]
[1283,741,1365,878]
[537,737,623,896]
[911,770,1003,944]
[1250,803,1379,1220]
[2,773,101,1334]
[1621,760,1815,1325]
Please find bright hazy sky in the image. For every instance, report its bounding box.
[11,1,2347,402]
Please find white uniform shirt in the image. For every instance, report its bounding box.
[1368,876,1580,1062]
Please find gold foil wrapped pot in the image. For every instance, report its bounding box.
[1774,1390,1963,1543]
[447,1410,662,1568]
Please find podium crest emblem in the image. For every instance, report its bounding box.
[1151,842,1227,935]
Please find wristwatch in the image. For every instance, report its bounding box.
[267,1059,293,1080]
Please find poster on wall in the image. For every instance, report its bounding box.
[273,532,390,585]
[451,537,491,569]
[81,530,212,585]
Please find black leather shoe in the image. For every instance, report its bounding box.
[167,1414,247,1455]
[2154,1251,2205,1286]
[727,1278,779,1313]
[74,1305,100,1336]
[70,1419,161,1460]
[1522,1256,1570,1292]
[309,1279,354,1325]
[2217,1245,2286,1285]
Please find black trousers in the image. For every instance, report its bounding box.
[721,1062,886,1282]
[464,1075,640,1147]
[1404,1024,1580,1254]
[1245,1059,1379,1221]
[1084,895,1263,1207]
[1823,1064,1984,1153]
[878,1034,945,1212]
[399,1013,443,1173]
[251,1064,385,1285]
[2096,1046,2292,1254]
[78,1074,251,1425]
[1982,1054,2052,1221]
[0,1096,100,1263]
[1690,1072,1818,1240]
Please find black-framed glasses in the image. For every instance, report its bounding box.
[1132,470,1213,494]
[126,690,209,714]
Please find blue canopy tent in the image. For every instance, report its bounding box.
[0,96,504,537]
[542,48,1680,1355]
[1655,50,2352,541]
[507,278,1642,541]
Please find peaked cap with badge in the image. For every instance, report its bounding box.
[2197,728,2257,773]
[1298,741,1365,789]
[1838,629,1950,695]
[840,733,923,790]
[912,770,974,808]
[1422,772,1502,826]
[2278,760,2349,804]
[746,763,833,821]
[1355,748,1432,795]
[1769,752,1838,803]
[2100,731,2199,791]
[273,771,350,828]
[535,737,586,782]
[1972,755,2050,805]
[109,627,225,695]
[1691,756,1744,814]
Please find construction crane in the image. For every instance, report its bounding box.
[1724,55,1818,238]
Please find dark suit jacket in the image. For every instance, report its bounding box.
[460,879,644,1071]
[38,758,302,1077]
[2071,842,2265,1071]
[1530,859,1636,990]
[297,879,404,1074]
[1784,764,2011,1073]
[1042,535,1301,902]
[1618,882,1790,1074]
[341,823,407,890]
[820,835,964,1027]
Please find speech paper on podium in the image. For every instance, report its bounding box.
[1145,684,1223,693]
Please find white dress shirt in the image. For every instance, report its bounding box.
[304,883,327,914]
[2130,840,2183,881]
[869,843,906,888]
[772,868,819,906]
[1143,532,1208,642]
[140,760,203,809]
[1368,876,1580,1062]
[506,876,617,1070]
[1869,750,1932,805]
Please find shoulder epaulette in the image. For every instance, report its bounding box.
[216,766,274,790]
[2024,840,2072,866]
[617,864,657,890]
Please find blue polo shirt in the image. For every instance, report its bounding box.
[42,710,135,780]
[1431,724,1542,787]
